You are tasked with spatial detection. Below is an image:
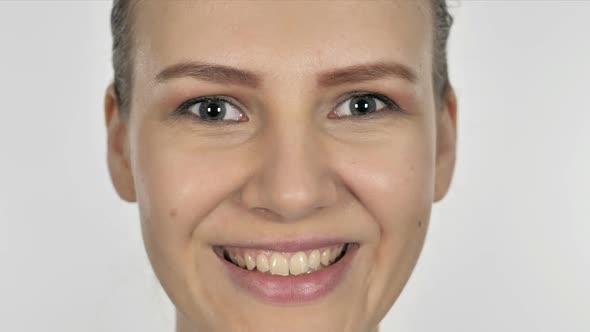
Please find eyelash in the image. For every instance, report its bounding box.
[172,91,403,125]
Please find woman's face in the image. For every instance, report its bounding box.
[105,1,456,331]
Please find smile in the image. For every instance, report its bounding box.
[213,241,358,304]
[220,243,349,276]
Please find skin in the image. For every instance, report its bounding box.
[104,1,457,331]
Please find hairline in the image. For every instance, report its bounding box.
[111,0,452,118]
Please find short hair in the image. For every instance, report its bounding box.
[110,0,454,117]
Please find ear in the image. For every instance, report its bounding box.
[104,83,136,202]
[433,86,458,202]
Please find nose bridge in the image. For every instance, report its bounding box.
[240,115,337,222]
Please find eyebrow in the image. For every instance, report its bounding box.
[154,60,418,88]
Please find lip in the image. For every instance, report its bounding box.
[214,237,354,252]
[214,242,358,305]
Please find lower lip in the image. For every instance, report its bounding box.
[217,244,358,305]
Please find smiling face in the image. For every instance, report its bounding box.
[105,1,457,331]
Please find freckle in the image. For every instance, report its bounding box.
[170,208,177,217]
[418,219,422,228]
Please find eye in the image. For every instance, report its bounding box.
[330,92,401,119]
[174,92,400,124]
[175,96,247,123]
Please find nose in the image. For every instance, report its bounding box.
[239,119,338,223]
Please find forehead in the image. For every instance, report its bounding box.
[133,0,433,86]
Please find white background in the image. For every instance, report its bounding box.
[0,1,588,331]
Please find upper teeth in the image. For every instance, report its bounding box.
[224,244,347,276]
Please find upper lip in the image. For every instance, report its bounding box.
[213,237,354,252]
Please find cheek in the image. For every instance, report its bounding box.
[131,113,435,253]
[131,124,242,248]
[335,118,435,315]
[129,119,250,318]
[339,123,435,234]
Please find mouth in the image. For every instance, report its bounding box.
[212,241,358,304]
[214,243,350,276]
